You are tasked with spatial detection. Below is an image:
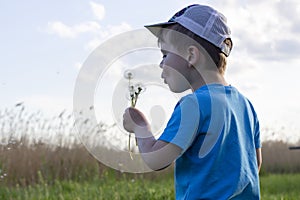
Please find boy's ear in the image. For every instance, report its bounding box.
[187,45,204,67]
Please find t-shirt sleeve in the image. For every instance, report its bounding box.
[247,99,261,149]
[158,94,200,152]
[254,118,261,148]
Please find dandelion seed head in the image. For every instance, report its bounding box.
[135,83,146,93]
[124,70,134,79]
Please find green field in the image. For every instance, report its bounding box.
[0,173,299,200]
[1,107,300,199]
[260,173,300,200]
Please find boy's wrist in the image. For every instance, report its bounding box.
[134,125,152,139]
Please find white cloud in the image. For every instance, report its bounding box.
[219,0,300,61]
[106,22,132,36]
[90,1,105,21]
[74,21,101,33]
[46,2,107,39]
[47,21,77,38]
[46,20,131,46]
[226,51,262,94]
[96,22,132,39]
[47,21,101,39]
[84,22,132,51]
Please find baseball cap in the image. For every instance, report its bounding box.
[145,4,232,56]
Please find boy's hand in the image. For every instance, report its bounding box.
[123,107,149,134]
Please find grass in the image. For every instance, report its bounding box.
[260,173,300,200]
[0,171,175,200]
[0,172,299,199]
[1,105,300,199]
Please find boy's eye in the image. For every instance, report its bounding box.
[162,55,167,59]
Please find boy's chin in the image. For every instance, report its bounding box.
[168,85,189,93]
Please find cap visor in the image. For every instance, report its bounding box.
[144,21,176,38]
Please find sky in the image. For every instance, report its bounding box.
[1,0,300,143]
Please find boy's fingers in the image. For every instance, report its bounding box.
[123,107,148,128]
[128,108,147,127]
[122,108,139,132]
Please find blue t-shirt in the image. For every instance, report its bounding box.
[159,84,261,200]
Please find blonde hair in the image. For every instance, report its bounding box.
[158,24,232,75]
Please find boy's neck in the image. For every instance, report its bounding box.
[190,69,228,92]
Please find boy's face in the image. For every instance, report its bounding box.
[159,32,191,93]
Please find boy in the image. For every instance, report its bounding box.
[123,4,262,199]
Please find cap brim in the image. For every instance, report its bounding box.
[144,21,177,38]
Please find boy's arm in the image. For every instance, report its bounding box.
[135,126,182,171]
[123,107,182,171]
[256,148,262,172]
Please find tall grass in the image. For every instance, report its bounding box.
[0,142,100,186]
[0,104,300,187]
[0,104,172,186]
[0,103,80,148]
[261,140,300,174]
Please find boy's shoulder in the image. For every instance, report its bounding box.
[178,86,211,107]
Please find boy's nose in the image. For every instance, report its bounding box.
[159,61,165,78]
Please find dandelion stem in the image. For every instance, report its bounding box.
[125,71,143,160]
[129,133,133,160]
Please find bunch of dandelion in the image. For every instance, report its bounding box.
[124,70,144,160]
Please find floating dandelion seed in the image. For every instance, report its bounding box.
[15,102,24,107]
[58,110,65,118]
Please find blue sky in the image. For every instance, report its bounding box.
[1,0,300,142]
